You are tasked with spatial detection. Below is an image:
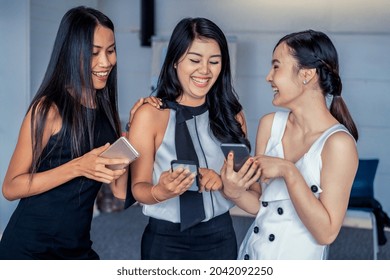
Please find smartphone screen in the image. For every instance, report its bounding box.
[220,143,250,172]
[171,160,199,191]
[100,136,140,170]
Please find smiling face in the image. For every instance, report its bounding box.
[175,37,222,106]
[266,42,304,108]
[91,25,116,90]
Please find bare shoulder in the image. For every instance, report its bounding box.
[128,103,170,159]
[27,100,62,135]
[132,103,169,122]
[257,112,275,139]
[322,130,358,167]
[130,103,170,135]
[258,112,275,129]
[324,130,357,153]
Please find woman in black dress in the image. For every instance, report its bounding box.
[0,6,130,259]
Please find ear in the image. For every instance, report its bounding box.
[300,68,316,85]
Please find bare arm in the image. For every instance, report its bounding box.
[256,131,358,244]
[289,132,358,244]
[128,104,195,204]
[2,106,129,201]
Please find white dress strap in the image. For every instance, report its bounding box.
[270,111,289,144]
[261,111,291,202]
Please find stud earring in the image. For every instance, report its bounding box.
[303,80,308,85]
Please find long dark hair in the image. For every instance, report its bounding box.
[276,30,358,141]
[155,17,250,150]
[28,6,121,174]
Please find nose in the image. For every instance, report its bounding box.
[98,53,112,68]
[265,69,273,83]
[198,61,210,75]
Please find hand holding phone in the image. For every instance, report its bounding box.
[100,136,140,170]
[220,143,250,172]
[171,160,199,191]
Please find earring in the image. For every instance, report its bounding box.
[303,80,308,85]
[174,64,177,69]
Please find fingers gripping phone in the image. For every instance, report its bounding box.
[220,143,250,172]
[100,136,140,170]
[171,160,199,191]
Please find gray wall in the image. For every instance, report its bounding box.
[0,0,30,233]
[1,0,389,233]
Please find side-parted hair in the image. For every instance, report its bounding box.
[155,17,250,150]
[28,6,121,173]
[275,30,358,141]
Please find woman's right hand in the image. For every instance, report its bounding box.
[128,97,162,125]
[151,167,196,202]
[73,143,129,184]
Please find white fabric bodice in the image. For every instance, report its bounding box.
[238,111,352,260]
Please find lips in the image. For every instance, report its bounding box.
[191,77,210,87]
[92,71,109,77]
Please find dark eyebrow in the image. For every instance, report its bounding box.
[187,52,222,58]
[93,43,116,49]
[271,59,280,64]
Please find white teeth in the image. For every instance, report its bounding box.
[192,77,209,84]
[93,71,109,77]
[272,88,279,93]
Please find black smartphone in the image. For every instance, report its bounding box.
[171,160,199,191]
[220,143,250,172]
[100,136,140,170]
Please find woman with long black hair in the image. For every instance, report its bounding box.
[0,6,130,259]
[128,17,252,259]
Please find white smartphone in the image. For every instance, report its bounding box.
[171,159,199,191]
[220,143,250,172]
[100,136,140,170]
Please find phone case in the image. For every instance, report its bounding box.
[220,143,250,172]
[100,136,140,170]
[171,160,199,191]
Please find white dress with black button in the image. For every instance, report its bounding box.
[238,111,352,260]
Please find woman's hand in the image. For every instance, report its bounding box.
[254,155,292,184]
[220,152,261,199]
[73,143,129,184]
[128,97,162,125]
[198,168,222,192]
[151,167,196,202]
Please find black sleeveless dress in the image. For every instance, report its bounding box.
[0,108,117,259]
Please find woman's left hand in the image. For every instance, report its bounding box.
[220,152,261,199]
[198,168,222,192]
[128,97,162,125]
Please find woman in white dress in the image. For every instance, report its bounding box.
[221,30,359,259]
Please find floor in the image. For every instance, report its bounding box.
[90,204,390,260]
